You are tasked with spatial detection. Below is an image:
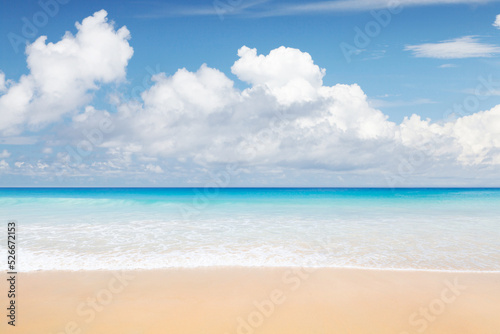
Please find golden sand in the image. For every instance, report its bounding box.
[1,268,499,333]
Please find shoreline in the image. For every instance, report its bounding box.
[5,265,500,274]
[2,267,499,333]
[10,268,500,273]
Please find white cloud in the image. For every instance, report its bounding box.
[405,36,500,59]
[0,71,6,93]
[267,0,488,15]
[399,106,500,165]
[2,11,500,185]
[0,160,8,170]
[0,10,133,136]
[145,164,164,173]
[452,105,500,164]
[439,63,458,68]
[141,64,237,117]
[0,149,10,158]
[103,46,397,172]
[232,46,325,105]
[494,14,500,29]
[90,45,500,176]
[150,0,500,17]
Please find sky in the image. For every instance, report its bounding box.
[1,0,500,187]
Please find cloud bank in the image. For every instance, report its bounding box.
[103,45,500,170]
[1,10,500,186]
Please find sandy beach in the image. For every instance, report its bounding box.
[1,268,499,333]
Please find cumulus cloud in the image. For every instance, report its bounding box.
[452,106,500,164]
[405,36,500,59]
[92,45,500,176]
[231,46,325,105]
[494,14,500,29]
[0,10,133,136]
[399,107,500,165]
[2,11,500,185]
[100,46,399,173]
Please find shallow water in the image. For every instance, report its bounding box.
[0,188,499,271]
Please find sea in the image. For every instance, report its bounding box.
[0,188,499,272]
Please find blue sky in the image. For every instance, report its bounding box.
[1,0,500,186]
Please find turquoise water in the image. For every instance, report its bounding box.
[0,188,499,271]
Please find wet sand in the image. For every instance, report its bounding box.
[1,268,499,333]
